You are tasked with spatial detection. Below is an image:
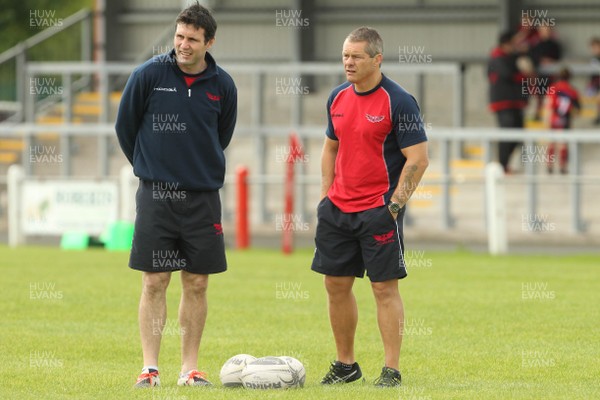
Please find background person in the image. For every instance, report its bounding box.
[545,67,580,174]
[487,31,531,173]
[586,37,600,125]
[529,26,562,121]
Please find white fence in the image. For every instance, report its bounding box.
[3,60,600,248]
[4,124,600,251]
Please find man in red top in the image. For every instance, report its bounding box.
[488,31,530,173]
[311,26,429,387]
[546,67,580,174]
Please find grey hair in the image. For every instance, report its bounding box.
[346,26,383,57]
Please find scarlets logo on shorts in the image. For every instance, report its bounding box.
[365,113,385,123]
[213,224,223,235]
[373,229,395,245]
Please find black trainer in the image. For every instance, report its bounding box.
[373,366,401,387]
[320,361,363,384]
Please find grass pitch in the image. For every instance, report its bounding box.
[1,245,599,399]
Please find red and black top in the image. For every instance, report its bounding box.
[487,47,528,112]
[548,80,580,129]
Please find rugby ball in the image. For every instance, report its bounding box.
[241,356,305,389]
[220,354,257,387]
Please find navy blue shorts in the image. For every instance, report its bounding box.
[129,180,227,274]
[311,197,407,282]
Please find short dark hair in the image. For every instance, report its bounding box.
[499,31,514,45]
[176,1,217,43]
[346,26,383,57]
[557,66,571,81]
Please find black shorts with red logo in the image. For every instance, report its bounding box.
[311,197,407,282]
[129,179,227,274]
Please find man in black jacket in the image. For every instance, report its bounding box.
[488,31,529,173]
[115,1,237,388]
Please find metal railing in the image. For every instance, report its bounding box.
[0,9,92,122]
[18,61,465,217]
[2,61,600,235]
[1,123,598,234]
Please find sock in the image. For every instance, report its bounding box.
[339,361,355,370]
[142,366,159,373]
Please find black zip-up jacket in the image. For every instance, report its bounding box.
[487,47,528,112]
[115,50,237,191]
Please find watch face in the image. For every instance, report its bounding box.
[389,203,401,213]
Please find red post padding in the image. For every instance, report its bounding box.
[283,133,304,254]
[236,166,249,249]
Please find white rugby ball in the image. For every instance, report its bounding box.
[241,356,305,389]
[220,354,257,387]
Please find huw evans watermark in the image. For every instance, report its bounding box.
[29,9,63,29]
[275,145,309,163]
[403,250,433,269]
[273,349,309,369]
[521,213,556,232]
[275,77,310,96]
[275,213,310,232]
[152,182,187,202]
[30,282,63,300]
[521,350,556,368]
[30,351,63,368]
[152,249,187,270]
[275,281,309,301]
[400,318,433,336]
[398,113,432,132]
[399,181,434,202]
[521,77,555,97]
[521,145,555,164]
[399,45,432,64]
[29,145,63,164]
[521,282,555,300]
[30,77,63,96]
[152,45,172,56]
[152,318,186,336]
[521,9,556,28]
[152,113,187,134]
[275,9,309,28]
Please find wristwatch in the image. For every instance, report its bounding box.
[388,201,402,213]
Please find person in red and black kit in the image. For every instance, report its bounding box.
[529,26,562,121]
[488,31,531,173]
[546,67,580,174]
[587,37,600,125]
